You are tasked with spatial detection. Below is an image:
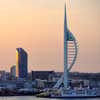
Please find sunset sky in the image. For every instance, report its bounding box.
[0,0,100,72]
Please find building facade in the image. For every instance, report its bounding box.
[31,71,55,81]
[0,71,6,80]
[16,48,28,78]
[10,65,16,78]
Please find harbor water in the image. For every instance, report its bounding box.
[0,96,100,100]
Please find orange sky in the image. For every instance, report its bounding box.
[0,0,100,72]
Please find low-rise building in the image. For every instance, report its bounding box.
[31,71,55,81]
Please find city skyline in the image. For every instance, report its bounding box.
[0,0,100,72]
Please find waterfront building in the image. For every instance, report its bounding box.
[24,82,32,88]
[31,71,55,81]
[10,65,16,78]
[0,71,6,81]
[16,48,28,78]
[35,79,45,88]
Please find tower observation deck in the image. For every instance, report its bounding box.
[54,3,78,89]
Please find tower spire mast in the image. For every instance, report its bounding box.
[64,2,68,88]
[64,3,67,31]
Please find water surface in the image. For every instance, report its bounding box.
[0,96,100,100]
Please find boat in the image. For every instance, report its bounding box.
[50,88,100,98]
[37,88,100,98]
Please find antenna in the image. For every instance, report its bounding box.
[66,0,72,30]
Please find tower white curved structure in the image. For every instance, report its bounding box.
[54,3,78,89]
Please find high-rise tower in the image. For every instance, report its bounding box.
[16,48,28,78]
[54,3,78,89]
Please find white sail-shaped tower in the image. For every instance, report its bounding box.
[54,3,78,89]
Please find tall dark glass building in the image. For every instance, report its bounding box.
[16,48,28,78]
